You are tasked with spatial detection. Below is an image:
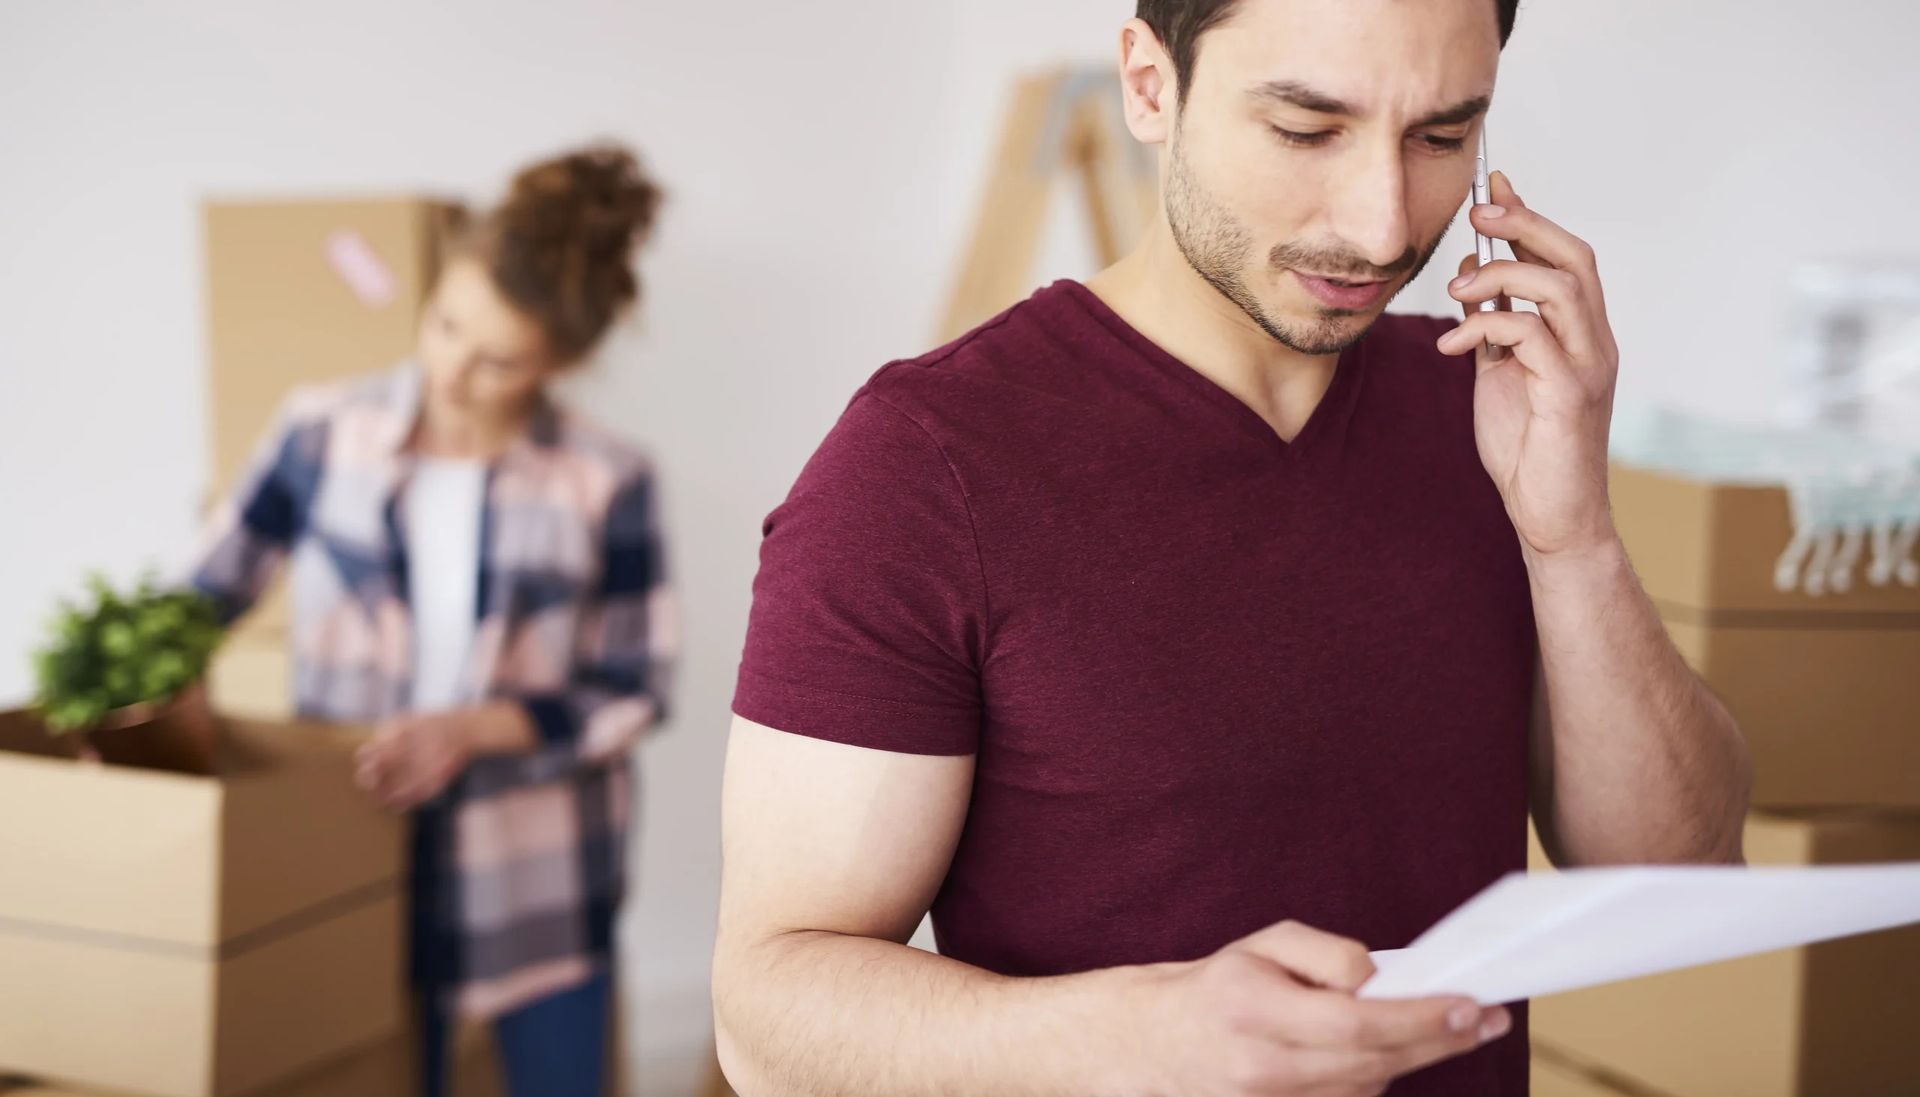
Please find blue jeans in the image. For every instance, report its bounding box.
[421,969,612,1097]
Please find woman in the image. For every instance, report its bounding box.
[190,144,674,1097]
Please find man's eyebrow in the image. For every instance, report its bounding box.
[1252,79,1356,115]
[1250,79,1492,128]
[1412,94,1492,128]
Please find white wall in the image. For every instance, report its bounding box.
[4,1,1917,1090]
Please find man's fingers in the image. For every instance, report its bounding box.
[1438,311,1580,383]
[1234,920,1377,992]
[1451,259,1575,310]
[1279,988,1489,1050]
[1371,1005,1514,1079]
[1488,170,1546,267]
[1453,252,1512,321]
[1206,924,1512,1093]
[1489,169,1517,208]
[1486,171,1546,266]
[1278,1011,1506,1091]
[1449,260,1597,360]
[1488,170,1614,329]
[1471,177,1596,286]
[1470,204,1594,279]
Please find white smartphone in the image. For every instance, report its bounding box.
[1473,128,1503,314]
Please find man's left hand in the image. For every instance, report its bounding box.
[1439,169,1620,560]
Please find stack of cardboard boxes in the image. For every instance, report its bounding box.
[1528,463,1920,1096]
[0,197,503,1095]
[0,707,501,1095]
[0,711,499,1094]
[1605,464,1920,807]
[0,712,404,1096]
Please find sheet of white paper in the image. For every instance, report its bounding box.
[1359,862,1920,1005]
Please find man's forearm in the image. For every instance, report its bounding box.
[713,930,1159,1097]
[1528,531,1752,865]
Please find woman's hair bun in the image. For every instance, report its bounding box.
[475,142,663,363]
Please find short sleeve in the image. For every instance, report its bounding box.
[732,386,987,755]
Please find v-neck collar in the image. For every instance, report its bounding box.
[1057,278,1370,461]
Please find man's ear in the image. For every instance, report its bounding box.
[1117,18,1177,146]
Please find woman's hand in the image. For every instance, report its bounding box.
[354,701,540,810]
[355,711,477,810]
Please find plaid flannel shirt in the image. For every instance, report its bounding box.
[191,364,675,1018]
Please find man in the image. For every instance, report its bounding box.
[714,0,1752,1093]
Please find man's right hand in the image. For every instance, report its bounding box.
[1131,919,1510,1096]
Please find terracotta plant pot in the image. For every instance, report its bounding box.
[84,679,222,775]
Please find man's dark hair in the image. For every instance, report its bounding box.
[1137,0,1520,94]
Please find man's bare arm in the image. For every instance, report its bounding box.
[712,716,1509,1097]
[1528,540,1752,867]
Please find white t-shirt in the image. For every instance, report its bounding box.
[402,458,487,712]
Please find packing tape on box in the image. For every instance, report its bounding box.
[325,229,397,308]
[1611,405,1920,596]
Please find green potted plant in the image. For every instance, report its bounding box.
[32,574,227,774]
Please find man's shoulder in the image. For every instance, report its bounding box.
[854,282,1089,437]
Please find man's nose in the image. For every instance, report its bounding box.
[1330,147,1414,272]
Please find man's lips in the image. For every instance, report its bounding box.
[1293,270,1391,309]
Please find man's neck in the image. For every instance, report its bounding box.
[1083,227,1342,444]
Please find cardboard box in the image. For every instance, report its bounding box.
[1530,1046,1642,1097]
[1662,617,1920,808]
[1610,463,1920,616]
[1610,463,1920,808]
[202,196,464,643]
[1529,810,1920,1097]
[207,633,296,722]
[263,1021,502,1097]
[0,1023,501,1097]
[203,196,462,498]
[0,711,406,1097]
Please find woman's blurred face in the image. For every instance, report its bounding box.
[415,255,557,424]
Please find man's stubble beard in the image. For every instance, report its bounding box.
[1164,133,1455,357]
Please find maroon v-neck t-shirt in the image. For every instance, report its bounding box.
[734,280,1537,1094]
